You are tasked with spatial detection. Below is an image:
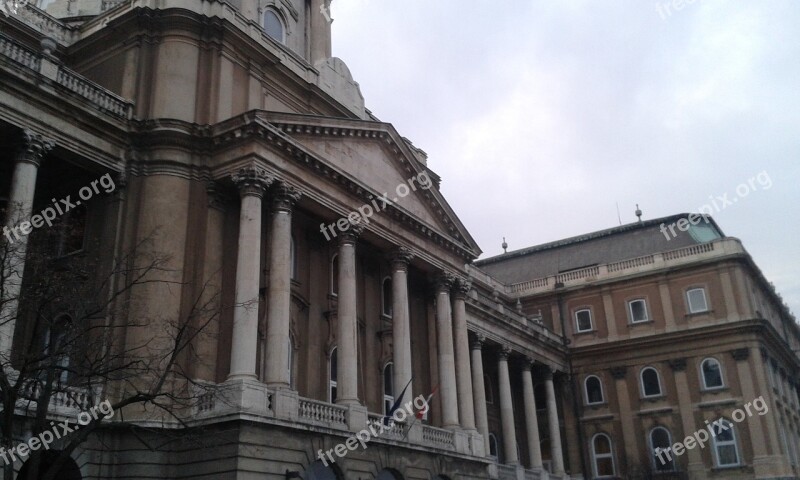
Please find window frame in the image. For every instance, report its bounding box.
[575,308,593,333]
[700,357,724,390]
[591,433,616,479]
[488,433,500,462]
[584,375,605,405]
[686,287,709,314]
[383,362,394,415]
[711,419,741,468]
[628,298,649,323]
[263,7,286,43]
[329,347,338,403]
[640,366,663,398]
[290,235,297,281]
[649,426,675,471]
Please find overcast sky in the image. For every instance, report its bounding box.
[331,0,800,316]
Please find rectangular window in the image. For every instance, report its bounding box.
[575,309,593,332]
[687,288,708,313]
[628,299,648,323]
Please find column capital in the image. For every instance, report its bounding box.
[232,165,273,198]
[609,366,627,380]
[498,345,512,361]
[270,182,302,212]
[668,358,687,371]
[521,358,535,371]
[542,366,555,381]
[453,277,472,299]
[338,221,365,245]
[389,246,414,271]
[18,129,55,167]
[731,348,750,361]
[434,271,456,292]
[470,333,486,350]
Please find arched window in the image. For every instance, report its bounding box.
[701,358,724,389]
[591,433,616,478]
[19,451,82,480]
[650,426,675,471]
[304,460,341,480]
[488,433,500,461]
[484,374,494,404]
[376,470,402,480]
[329,347,337,403]
[584,375,604,405]
[641,367,663,397]
[711,419,740,467]
[383,362,394,414]
[290,235,297,280]
[330,254,338,295]
[263,8,285,43]
[382,277,393,317]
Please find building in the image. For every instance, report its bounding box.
[0,1,797,479]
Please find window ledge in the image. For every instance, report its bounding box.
[629,319,655,326]
[585,402,609,409]
[574,329,597,336]
[686,309,714,318]
[701,386,728,394]
[641,395,667,402]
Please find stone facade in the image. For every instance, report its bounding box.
[0,2,797,480]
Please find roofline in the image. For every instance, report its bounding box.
[474,213,725,266]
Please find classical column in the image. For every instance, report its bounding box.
[668,359,704,474]
[336,223,364,405]
[611,366,637,474]
[544,368,565,475]
[453,277,476,430]
[391,247,414,407]
[522,360,543,468]
[0,130,54,355]
[471,335,490,452]
[264,183,301,388]
[498,346,518,465]
[435,272,460,428]
[228,166,272,380]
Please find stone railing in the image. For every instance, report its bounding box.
[56,66,133,118]
[0,32,134,120]
[0,34,41,70]
[366,414,406,441]
[15,378,98,419]
[421,424,456,450]
[16,4,74,45]
[298,397,347,428]
[505,238,744,297]
[495,464,518,480]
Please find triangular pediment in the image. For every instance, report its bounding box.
[262,113,481,258]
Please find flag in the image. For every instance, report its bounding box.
[416,384,438,420]
[384,377,413,426]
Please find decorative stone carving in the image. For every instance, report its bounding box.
[610,366,627,380]
[18,129,55,167]
[232,165,272,198]
[389,246,414,271]
[668,358,687,372]
[453,277,472,299]
[731,348,750,361]
[270,182,302,212]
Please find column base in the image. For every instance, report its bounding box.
[346,404,368,433]
[221,377,271,416]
